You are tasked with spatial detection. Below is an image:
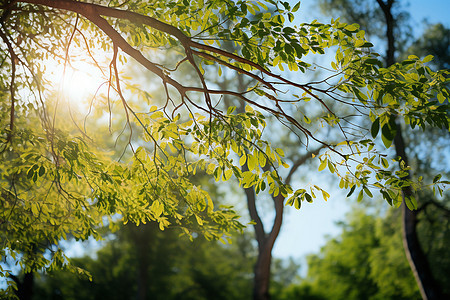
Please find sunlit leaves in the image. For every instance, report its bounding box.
[1,1,449,290]
[285,184,330,210]
[318,158,327,172]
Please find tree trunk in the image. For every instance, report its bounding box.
[11,272,34,300]
[235,74,277,300]
[375,1,444,298]
[394,124,443,300]
[128,224,149,300]
[253,242,272,300]
[249,193,284,300]
[375,0,396,66]
[21,272,33,300]
[244,144,322,300]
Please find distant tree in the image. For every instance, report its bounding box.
[32,222,303,300]
[318,1,450,298]
[304,208,421,300]
[33,223,255,300]
[403,23,450,70]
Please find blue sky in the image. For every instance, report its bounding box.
[272,0,450,265]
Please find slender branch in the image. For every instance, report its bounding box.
[0,25,16,140]
[285,145,327,185]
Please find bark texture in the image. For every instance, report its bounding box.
[394,125,443,300]
[377,1,444,298]
[244,147,323,300]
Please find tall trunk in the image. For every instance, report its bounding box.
[128,224,149,300]
[233,74,275,300]
[253,242,273,300]
[226,54,321,300]
[249,193,284,300]
[11,272,34,300]
[394,124,443,300]
[243,161,280,300]
[136,259,148,300]
[375,1,444,298]
[21,272,33,300]
[244,147,321,300]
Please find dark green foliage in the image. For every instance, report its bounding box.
[404,23,450,70]
[302,208,421,300]
[33,223,255,300]
[415,193,450,296]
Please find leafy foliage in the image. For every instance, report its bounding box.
[303,208,421,300]
[0,0,448,294]
[32,224,255,300]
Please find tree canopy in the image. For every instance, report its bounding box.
[0,0,449,296]
[300,208,421,300]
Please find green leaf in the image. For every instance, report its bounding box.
[223,169,233,181]
[195,215,203,226]
[354,40,365,47]
[381,190,393,206]
[327,161,335,173]
[346,184,356,197]
[38,166,45,177]
[294,198,301,209]
[423,55,433,63]
[363,187,373,198]
[288,12,294,22]
[381,158,389,168]
[258,152,267,167]
[433,174,442,183]
[322,189,330,201]
[381,118,397,148]
[275,148,285,157]
[245,105,254,113]
[318,158,327,172]
[305,193,313,203]
[381,133,393,148]
[206,163,216,175]
[371,118,380,138]
[405,195,417,210]
[247,154,257,171]
[227,106,236,115]
[365,58,381,66]
[27,165,35,179]
[239,154,247,166]
[31,203,39,216]
[292,1,301,12]
[345,24,359,31]
[357,189,364,202]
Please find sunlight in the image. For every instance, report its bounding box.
[57,58,107,110]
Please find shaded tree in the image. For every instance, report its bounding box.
[303,208,421,300]
[32,222,293,300]
[318,1,450,298]
[403,23,450,70]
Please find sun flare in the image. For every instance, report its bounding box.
[58,59,106,109]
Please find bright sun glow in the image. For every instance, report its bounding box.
[46,42,110,113]
[58,59,106,109]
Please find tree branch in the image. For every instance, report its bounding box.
[19,0,350,159]
[0,24,16,140]
[285,145,327,185]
